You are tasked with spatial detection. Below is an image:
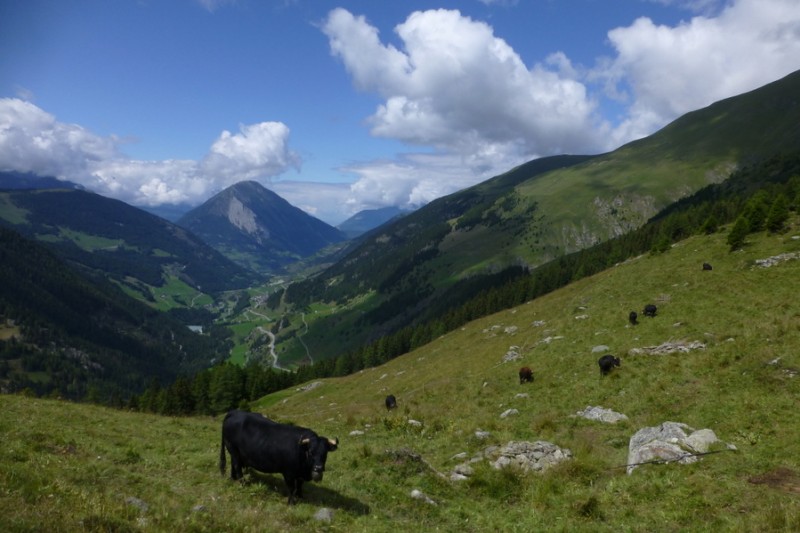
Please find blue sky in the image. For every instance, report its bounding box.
[1,0,799,224]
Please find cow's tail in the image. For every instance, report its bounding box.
[219,435,227,477]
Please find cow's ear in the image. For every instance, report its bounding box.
[327,437,339,451]
[299,437,311,449]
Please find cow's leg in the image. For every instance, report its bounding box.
[283,474,299,504]
[230,451,243,480]
[284,475,306,505]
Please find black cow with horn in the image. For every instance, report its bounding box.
[220,410,339,504]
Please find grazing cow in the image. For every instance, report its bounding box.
[220,410,339,504]
[629,310,638,325]
[519,366,534,384]
[598,355,621,376]
[703,262,713,271]
[385,394,397,410]
[643,304,657,317]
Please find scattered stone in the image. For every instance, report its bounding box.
[410,489,437,505]
[489,441,572,473]
[754,252,800,268]
[503,346,522,362]
[592,345,610,353]
[575,406,629,424]
[450,452,469,461]
[474,430,492,440]
[504,326,518,335]
[192,505,207,513]
[575,314,589,320]
[125,496,148,513]
[532,320,546,327]
[500,408,519,419]
[515,393,529,399]
[296,381,322,392]
[314,508,334,522]
[628,340,705,356]
[407,419,423,428]
[537,335,564,345]
[453,463,475,477]
[349,430,365,436]
[627,421,727,475]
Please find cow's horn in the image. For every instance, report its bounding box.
[328,437,339,447]
[299,437,311,446]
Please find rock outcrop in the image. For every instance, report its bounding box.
[627,421,733,474]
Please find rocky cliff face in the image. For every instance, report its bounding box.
[177,181,346,274]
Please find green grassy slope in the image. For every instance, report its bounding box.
[277,70,800,364]
[3,222,800,531]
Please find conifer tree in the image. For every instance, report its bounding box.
[727,216,750,250]
[766,193,789,233]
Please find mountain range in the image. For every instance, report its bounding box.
[176,181,347,274]
[0,68,799,397]
[336,206,410,239]
[272,69,800,362]
[0,184,261,298]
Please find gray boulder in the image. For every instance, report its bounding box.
[627,421,723,474]
[490,441,572,473]
[576,405,628,423]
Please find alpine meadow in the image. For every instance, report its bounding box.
[2,66,800,531]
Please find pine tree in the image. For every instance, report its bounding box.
[727,216,750,251]
[700,214,719,234]
[744,192,769,232]
[766,193,789,234]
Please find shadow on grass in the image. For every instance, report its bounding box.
[240,472,370,514]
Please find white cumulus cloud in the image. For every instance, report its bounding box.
[323,8,605,159]
[0,98,300,208]
[321,1,800,215]
[0,98,119,179]
[601,0,800,144]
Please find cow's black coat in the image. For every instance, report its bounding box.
[643,304,657,317]
[385,394,397,410]
[519,367,534,384]
[220,410,338,504]
[598,355,621,376]
[629,310,638,325]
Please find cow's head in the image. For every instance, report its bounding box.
[299,436,339,482]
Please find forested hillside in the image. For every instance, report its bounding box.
[267,71,800,365]
[0,226,232,401]
[0,187,261,296]
[129,153,800,416]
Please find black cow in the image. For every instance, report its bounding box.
[629,310,638,325]
[703,262,713,271]
[598,354,621,376]
[385,394,397,410]
[519,366,534,384]
[220,410,339,504]
[643,304,657,317]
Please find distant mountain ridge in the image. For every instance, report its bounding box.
[177,181,347,274]
[0,171,84,191]
[0,185,260,295]
[337,206,410,238]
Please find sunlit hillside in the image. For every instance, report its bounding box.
[4,218,800,531]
